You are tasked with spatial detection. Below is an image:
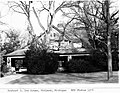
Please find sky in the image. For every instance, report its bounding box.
[0,0,71,46]
[0,1,67,36]
[0,0,119,38]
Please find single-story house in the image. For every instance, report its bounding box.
[3,48,28,71]
[3,47,91,72]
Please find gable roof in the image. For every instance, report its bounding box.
[52,25,91,46]
[4,48,28,57]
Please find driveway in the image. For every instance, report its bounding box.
[0,71,118,84]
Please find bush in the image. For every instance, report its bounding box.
[90,49,119,71]
[0,52,9,75]
[90,50,108,71]
[1,63,8,73]
[0,72,4,77]
[112,50,119,71]
[25,45,59,74]
[65,59,99,73]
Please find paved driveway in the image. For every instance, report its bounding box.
[0,71,118,84]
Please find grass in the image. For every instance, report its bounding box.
[1,71,118,84]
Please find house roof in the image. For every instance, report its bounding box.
[4,47,91,57]
[4,48,28,57]
[52,25,90,45]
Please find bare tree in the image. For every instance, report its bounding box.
[60,0,119,80]
[8,1,67,47]
[83,0,118,80]
[32,1,66,45]
[8,1,37,46]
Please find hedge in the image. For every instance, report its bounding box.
[65,59,100,73]
[25,46,59,74]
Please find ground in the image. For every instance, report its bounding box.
[0,71,118,84]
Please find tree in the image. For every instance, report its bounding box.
[8,1,67,47]
[8,1,35,36]
[1,29,21,54]
[60,0,119,80]
[84,0,118,80]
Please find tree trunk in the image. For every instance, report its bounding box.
[105,0,113,80]
[107,34,113,80]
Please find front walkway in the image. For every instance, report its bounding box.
[0,71,118,84]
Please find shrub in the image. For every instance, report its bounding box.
[90,50,108,71]
[65,59,99,73]
[0,51,9,76]
[90,49,119,71]
[112,50,119,71]
[25,44,59,74]
[1,63,8,73]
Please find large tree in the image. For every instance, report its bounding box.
[8,1,67,47]
[60,0,119,80]
[84,0,118,80]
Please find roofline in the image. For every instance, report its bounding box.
[55,52,90,55]
[3,53,91,58]
[3,55,25,57]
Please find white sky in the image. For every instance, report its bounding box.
[0,0,119,36]
[0,1,67,36]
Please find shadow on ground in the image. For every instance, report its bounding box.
[7,71,118,84]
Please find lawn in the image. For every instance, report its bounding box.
[1,71,118,84]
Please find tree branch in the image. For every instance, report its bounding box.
[54,1,66,14]
[32,7,46,32]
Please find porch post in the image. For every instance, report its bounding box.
[68,55,72,61]
[7,57,11,68]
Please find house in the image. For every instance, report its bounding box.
[3,25,91,71]
[47,24,90,53]
[46,25,92,63]
[3,48,28,71]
